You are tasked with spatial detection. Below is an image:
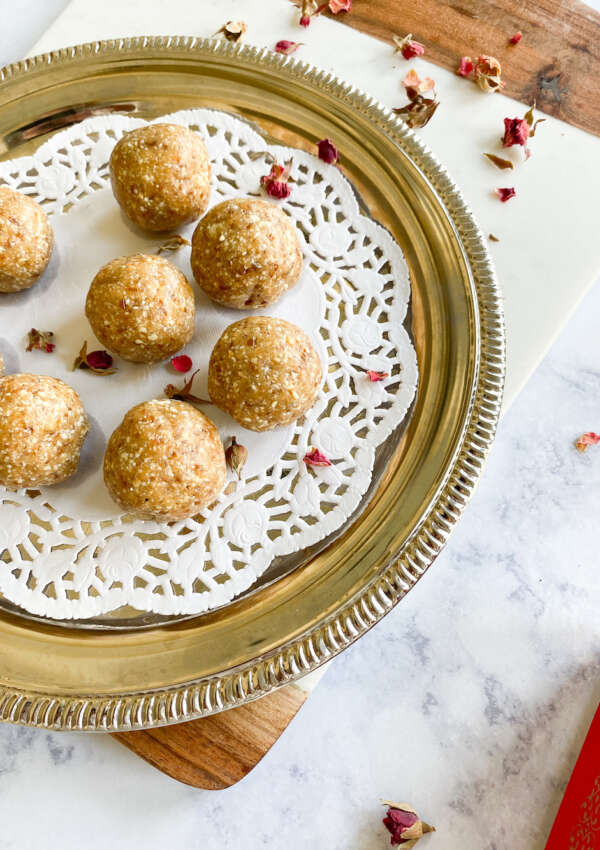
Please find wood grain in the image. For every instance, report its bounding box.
[339,0,600,136]
[112,684,308,789]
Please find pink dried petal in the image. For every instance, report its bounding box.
[456,55,474,77]
[275,40,302,54]
[304,448,332,467]
[86,349,113,370]
[402,69,435,98]
[366,370,389,382]
[575,432,600,453]
[317,138,339,164]
[300,14,311,26]
[495,187,516,202]
[509,31,522,44]
[503,117,530,147]
[328,0,351,11]
[171,354,193,373]
[393,33,425,61]
[261,159,293,199]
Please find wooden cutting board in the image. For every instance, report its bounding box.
[112,0,600,789]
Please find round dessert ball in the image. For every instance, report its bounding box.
[208,317,322,431]
[191,198,302,309]
[109,124,211,231]
[104,399,226,521]
[0,187,53,293]
[0,374,89,488]
[85,254,195,363]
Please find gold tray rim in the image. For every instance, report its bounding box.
[0,36,505,730]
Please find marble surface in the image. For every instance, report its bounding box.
[0,4,599,849]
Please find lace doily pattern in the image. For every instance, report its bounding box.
[0,108,417,618]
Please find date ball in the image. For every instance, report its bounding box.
[0,187,53,292]
[85,254,195,363]
[104,399,226,521]
[208,317,322,431]
[109,123,211,231]
[0,374,89,487]
[191,198,302,309]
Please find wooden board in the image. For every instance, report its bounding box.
[113,684,308,789]
[112,0,600,791]
[340,0,600,137]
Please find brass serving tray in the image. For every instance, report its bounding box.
[0,37,504,730]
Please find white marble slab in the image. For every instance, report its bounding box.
[0,4,599,849]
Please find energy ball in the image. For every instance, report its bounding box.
[208,316,322,431]
[0,187,53,293]
[104,399,226,521]
[191,198,302,309]
[85,254,195,363]
[109,123,211,231]
[0,374,89,487]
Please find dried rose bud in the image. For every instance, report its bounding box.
[393,33,425,60]
[394,94,439,129]
[156,234,190,255]
[366,370,389,382]
[484,152,514,170]
[473,55,504,93]
[73,341,117,375]
[261,158,293,199]
[304,447,332,467]
[402,69,435,100]
[298,0,320,26]
[317,138,339,164]
[502,117,530,148]
[171,354,193,373]
[456,56,474,77]
[575,432,600,453]
[226,436,248,479]
[495,187,516,203]
[214,20,247,43]
[164,370,210,405]
[382,803,435,847]
[509,31,522,44]
[26,328,55,353]
[329,0,352,12]
[275,40,302,54]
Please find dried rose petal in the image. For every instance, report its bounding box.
[304,447,332,467]
[575,432,600,453]
[402,69,435,99]
[366,370,389,382]
[73,341,117,375]
[226,436,248,479]
[484,152,514,170]
[503,117,530,148]
[456,56,474,77]
[393,33,425,60]
[156,234,190,255]
[26,328,55,354]
[214,20,247,43]
[275,40,302,54]
[86,349,114,371]
[171,354,193,373]
[495,187,516,202]
[393,94,439,129]
[298,0,322,26]
[509,31,522,44]
[489,233,500,242]
[317,138,339,164]
[329,0,352,12]
[473,55,504,93]
[261,158,293,199]
[382,803,435,847]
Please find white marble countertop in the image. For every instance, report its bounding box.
[0,4,599,849]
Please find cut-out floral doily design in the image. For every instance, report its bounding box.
[0,108,417,618]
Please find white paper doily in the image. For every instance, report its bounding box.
[0,108,417,618]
